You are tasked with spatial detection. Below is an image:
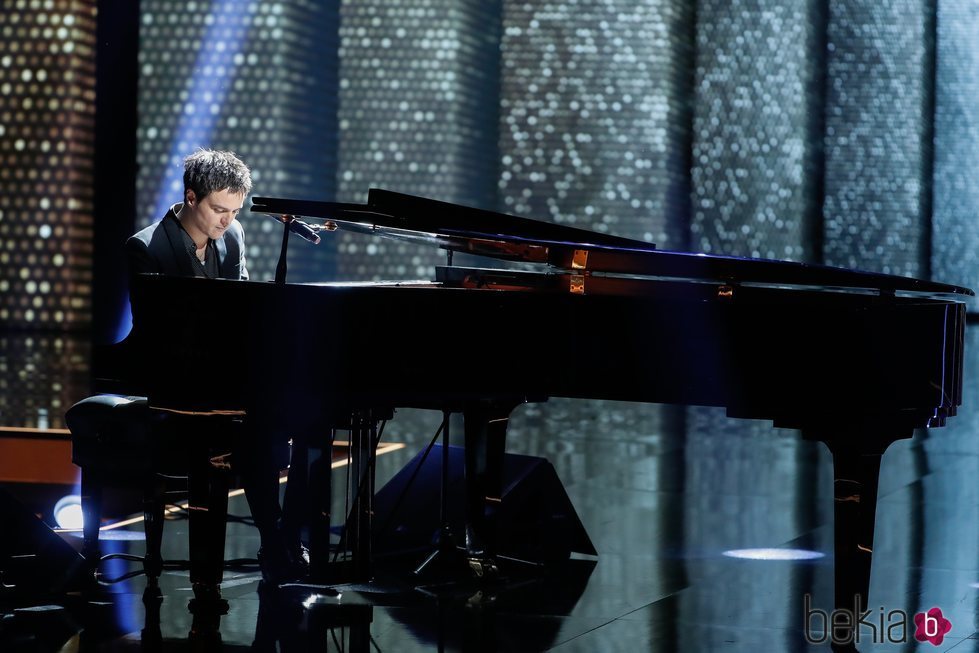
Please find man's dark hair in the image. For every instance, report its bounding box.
[183,149,252,200]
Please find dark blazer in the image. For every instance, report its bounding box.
[127,204,249,281]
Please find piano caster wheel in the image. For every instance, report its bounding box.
[466,557,499,580]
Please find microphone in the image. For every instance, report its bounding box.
[288,218,321,245]
[270,214,321,244]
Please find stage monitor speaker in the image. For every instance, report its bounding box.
[372,445,595,565]
[0,487,86,598]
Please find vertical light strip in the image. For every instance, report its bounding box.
[150,0,258,224]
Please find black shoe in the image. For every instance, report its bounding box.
[290,544,310,577]
[257,543,309,586]
[257,546,290,586]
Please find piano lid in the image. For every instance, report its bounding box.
[252,189,655,264]
[250,189,974,297]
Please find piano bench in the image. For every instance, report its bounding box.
[65,395,239,583]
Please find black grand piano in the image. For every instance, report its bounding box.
[116,188,971,612]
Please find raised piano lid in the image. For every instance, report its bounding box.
[251,189,974,297]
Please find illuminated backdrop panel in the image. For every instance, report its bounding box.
[821,0,931,278]
[691,0,824,262]
[335,0,503,280]
[498,0,694,249]
[0,1,97,330]
[932,0,979,294]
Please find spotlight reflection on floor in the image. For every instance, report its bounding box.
[722,548,825,561]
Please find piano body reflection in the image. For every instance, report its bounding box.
[107,189,971,610]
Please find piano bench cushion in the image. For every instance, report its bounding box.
[66,395,235,476]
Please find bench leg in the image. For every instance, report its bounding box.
[142,477,166,581]
[80,470,104,576]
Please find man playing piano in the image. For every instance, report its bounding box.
[127,149,308,586]
[127,149,249,280]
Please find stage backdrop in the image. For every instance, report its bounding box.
[3,0,979,332]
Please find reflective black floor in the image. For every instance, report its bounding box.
[4,326,979,651]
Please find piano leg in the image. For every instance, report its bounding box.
[463,401,518,576]
[141,475,166,581]
[188,443,230,614]
[823,438,885,617]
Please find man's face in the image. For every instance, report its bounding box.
[184,187,245,241]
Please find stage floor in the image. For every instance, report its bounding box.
[4,325,979,652]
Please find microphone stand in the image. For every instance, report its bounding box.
[413,411,463,578]
[273,214,321,284]
[275,214,293,284]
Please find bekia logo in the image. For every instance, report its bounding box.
[804,595,951,646]
[914,607,952,646]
